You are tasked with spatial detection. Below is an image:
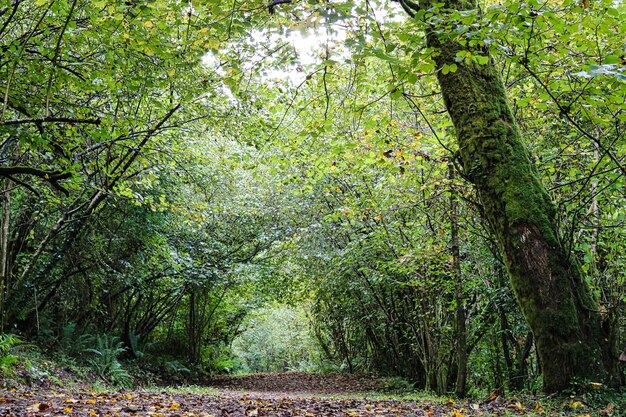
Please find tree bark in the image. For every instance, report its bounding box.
[400,0,612,391]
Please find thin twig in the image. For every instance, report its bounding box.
[45,0,77,117]
[2,1,53,121]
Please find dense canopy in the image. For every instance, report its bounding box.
[1,0,625,395]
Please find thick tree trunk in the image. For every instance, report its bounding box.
[404,0,612,391]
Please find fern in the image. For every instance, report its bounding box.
[83,335,133,388]
[164,359,191,380]
[60,323,96,356]
[0,334,21,377]
[129,333,144,359]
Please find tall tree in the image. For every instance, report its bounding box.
[393,0,613,391]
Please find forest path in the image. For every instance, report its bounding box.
[0,389,443,417]
[0,373,565,416]
[205,372,405,395]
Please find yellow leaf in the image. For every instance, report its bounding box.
[534,402,545,414]
[144,47,154,57]
[570,401,586,409]
[169,402,180,411]
[168,68,176,77]
[508,402,525,412]
[205,38,220,50]
[144,20,154,28]
[451,411,465,417]
[64,406,73,412]
[87,399,96,405]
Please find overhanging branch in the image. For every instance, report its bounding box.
[0,116,101,126]
[268,0,292,14]
[0,166,71,195]
[392,0,421,18]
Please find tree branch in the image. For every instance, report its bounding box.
[0,116,101,126]
[268,0,292,14]
[0,166,70,195]
[392,0,420,18]
[5,175,39,196]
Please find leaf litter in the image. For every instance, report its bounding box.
[0,373,603,416]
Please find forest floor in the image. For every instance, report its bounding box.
[0,372,617,416]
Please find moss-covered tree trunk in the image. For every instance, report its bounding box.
[399,0,612,391]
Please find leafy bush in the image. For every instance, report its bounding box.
[202,343,238,375]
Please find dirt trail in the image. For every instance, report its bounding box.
[206,372,401,395]
[0,389,441,416]
[0,373,587,416]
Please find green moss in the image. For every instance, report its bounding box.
[423,3,609,391]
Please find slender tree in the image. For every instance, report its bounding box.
[449,164,467,397]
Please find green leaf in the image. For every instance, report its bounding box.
[475,55,489,65]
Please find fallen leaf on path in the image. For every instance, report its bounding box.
[0,373,579,417]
